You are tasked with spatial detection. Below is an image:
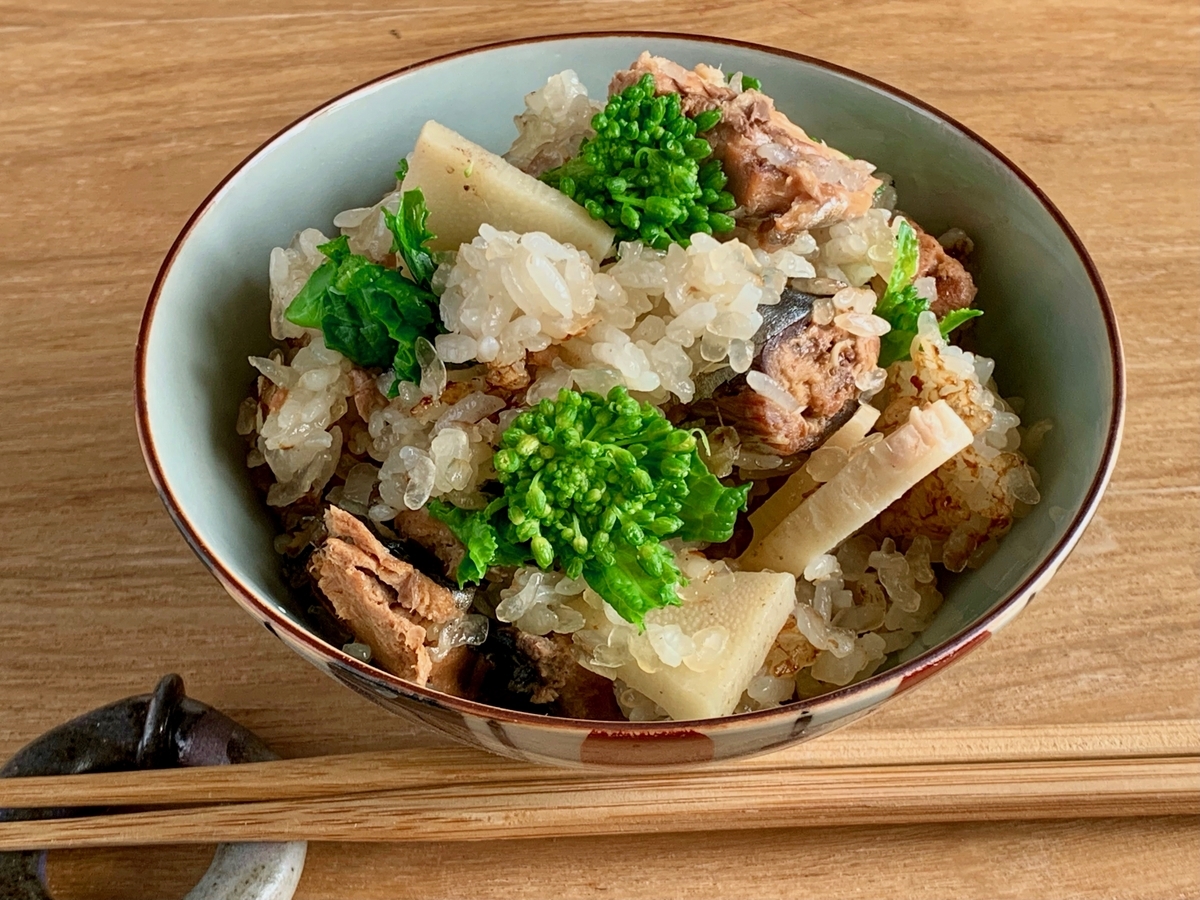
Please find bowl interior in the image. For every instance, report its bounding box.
[140,35,1117,703]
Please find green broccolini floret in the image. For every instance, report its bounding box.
[540,73,737,250]
[429,387,751,626]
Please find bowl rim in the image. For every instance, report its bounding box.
[135,30,1125,734]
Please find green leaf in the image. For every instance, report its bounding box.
[388,324,422,385]
[872,218,984,367]
[383,187,438,291]
[583,540,681,628]
[283,233,439,382]
[427,502,498,586]
[426,500,535,585]
[328,263,436,374]
[887,218,920,295]
[874,284,926,368]
[317,235,352,263]
[395,158,409,184]
[874,219,929,368]
[938,307,983,337]
[283,259,336,328]
[319,293,395,369]
[675,450,751,543]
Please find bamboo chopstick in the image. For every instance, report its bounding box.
[0,747,555,809]
[1,756,1196,850]
[2,721,1196,810]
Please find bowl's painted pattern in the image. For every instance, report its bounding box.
[243,579,1026,768]
[137,33,1122,769]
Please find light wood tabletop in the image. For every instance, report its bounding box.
[2,0,1197,898]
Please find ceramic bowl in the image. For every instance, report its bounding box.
[136,33,1123,768]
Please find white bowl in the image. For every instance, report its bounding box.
[136,33,1123,768]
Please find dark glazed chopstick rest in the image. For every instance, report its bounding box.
[0,674,306,900]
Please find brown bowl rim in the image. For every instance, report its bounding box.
[135,31,1125,734]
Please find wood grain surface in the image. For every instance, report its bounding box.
[1,0,1197,897]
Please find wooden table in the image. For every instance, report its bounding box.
[2,1,1197,897]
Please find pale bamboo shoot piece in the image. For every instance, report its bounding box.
[748,403,882,541]
[404,120,615,260]
[740,401,972,577]
[585,570,797,721]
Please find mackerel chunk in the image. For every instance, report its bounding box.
[309,505,471,692]
[912,221,978,317]
[609,53,882,246]
[712,320,879,456]
[692,289,880,456]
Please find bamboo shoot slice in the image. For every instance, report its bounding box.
[404,120,615,260]
[584,570,797,721]
[739,400,972,577]
[748,403,883,542]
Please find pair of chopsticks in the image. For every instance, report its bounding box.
[1,726,1197,850]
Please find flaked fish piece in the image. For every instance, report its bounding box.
[516,630,624,719]
[913,222,978,317]
[694,288,879,456]
[610,53,882,245]
[347,367,387,421]
[712,321,878,455]
[309,505,464,686]
[480,627,624,720]
[485,358,532,391]
[392,507,466,579]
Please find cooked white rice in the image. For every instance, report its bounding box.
[245,335,352,507]
[268,228,329,341]
[504,70,603,178]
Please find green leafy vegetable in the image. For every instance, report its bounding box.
[283,235,437,384]
[540,73,737,250]
[888,216,921,294]
[428,496,538,586]
[875,219,983,367]
[429,501,502,585]
[937,306,984,337]
[675,451,751,543]
[582,541,679,629]
[382,186,438,291]
[435,387,750,625]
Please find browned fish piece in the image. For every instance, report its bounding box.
[913,223,978,317]
[482,627,624,720]
[392,507,466,578]
[711,320,879,456]
[347,366,387,421]
[309,505,465,687]
[692,289,879,457]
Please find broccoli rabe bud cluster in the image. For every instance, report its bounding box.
[495,387,696,584]
[430,387,750,626]
[541,74,737,250]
